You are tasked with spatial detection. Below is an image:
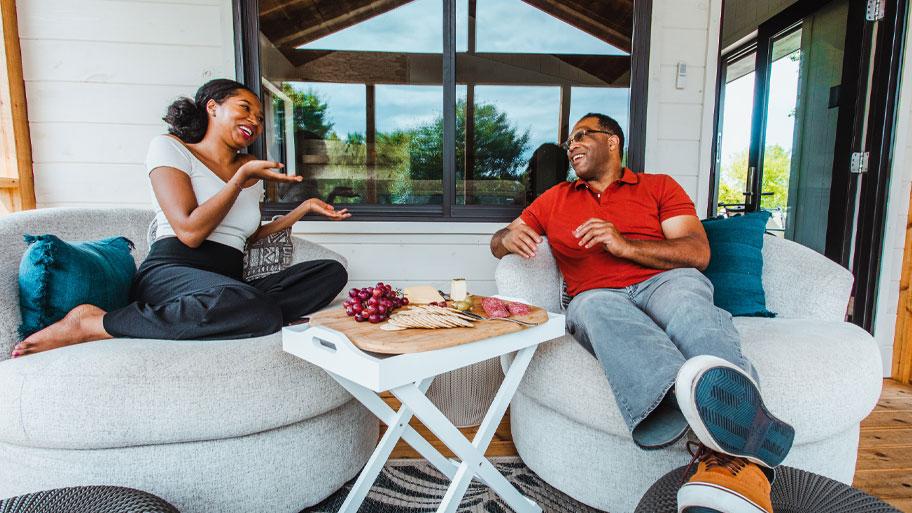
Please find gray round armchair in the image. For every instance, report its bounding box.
[0,208,376,513]
[497,237,883,512]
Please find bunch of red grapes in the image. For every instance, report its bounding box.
[343,282,409,323]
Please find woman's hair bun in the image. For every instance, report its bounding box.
[163,97,206,143]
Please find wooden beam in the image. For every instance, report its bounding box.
[0,175,15,213]
[893,190,912,384]
[520,0,632,54]
[277,50,631,87]
[0,0,35,212]
[262,0,633,58]
[262,0,412,49]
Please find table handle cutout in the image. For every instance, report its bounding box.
[313,337,337,352]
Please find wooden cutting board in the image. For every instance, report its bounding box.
[308,295,549,354]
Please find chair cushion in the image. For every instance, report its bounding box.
[18,235,136,339]
[702,212,775,317]
[516,318,881,445]
[0,331,352,450]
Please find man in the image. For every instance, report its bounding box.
[490,113,795,513]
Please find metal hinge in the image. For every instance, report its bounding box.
[851,152,870,174]
[867,0,885,21]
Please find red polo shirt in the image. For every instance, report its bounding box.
[520,168,697,295]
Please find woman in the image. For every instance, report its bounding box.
[12,79,350,357]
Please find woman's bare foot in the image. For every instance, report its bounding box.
[11,304,112,358]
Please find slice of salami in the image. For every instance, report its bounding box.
[482,297,510,318]
[506,302,531,316]
[488,307,510,318]
[481,296,505,310]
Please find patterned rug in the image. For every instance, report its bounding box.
[302,457,603,512]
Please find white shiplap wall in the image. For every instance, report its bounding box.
[16,0,726,302]
[871,17,912,377]
[17,0,236,208]
[645,0,722,217]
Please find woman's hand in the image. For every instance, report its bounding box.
[237,160,303,184]
[304,198,350,221]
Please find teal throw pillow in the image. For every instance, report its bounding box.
[701,211,775,317]
[18,235,136,339]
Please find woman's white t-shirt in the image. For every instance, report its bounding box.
[145,135,263,253]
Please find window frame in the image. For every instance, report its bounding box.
[234,0,652,222]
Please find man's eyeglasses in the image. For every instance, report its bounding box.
[560,129,615,151]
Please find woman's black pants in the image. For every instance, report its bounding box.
[102,238,347,340]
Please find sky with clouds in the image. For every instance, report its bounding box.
[283,0,631,162]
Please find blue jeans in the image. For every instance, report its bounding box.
[566,268,757,448]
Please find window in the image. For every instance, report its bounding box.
[710,0,850,255]
[242,0,646,220]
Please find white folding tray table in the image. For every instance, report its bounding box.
[282,308,565,513]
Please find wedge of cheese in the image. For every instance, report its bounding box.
[404,285,445,304]
[450,278,467,301]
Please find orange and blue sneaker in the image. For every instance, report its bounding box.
[675,355,794,469]
[677,442,773,513]
[674,355,794,513]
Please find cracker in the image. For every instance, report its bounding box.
[385,305,476,330]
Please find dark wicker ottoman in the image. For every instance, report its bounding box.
[0,486,179,513]
[635,466,900,513]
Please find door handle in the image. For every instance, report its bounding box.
[743,166,757,198]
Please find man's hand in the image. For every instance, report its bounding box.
[573,215,710,270]
[574,218,630,258]
[500,223,542,259]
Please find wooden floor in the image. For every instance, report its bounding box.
[856,380,912,512]
[381,380,912,511]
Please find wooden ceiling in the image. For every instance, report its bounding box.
[260,0,413,50]
[260,0,634,56]
[522,0,633,53]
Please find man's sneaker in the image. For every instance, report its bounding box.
[677,442,772,513]
[675,355,794,468]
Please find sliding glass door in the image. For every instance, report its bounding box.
[712,0,910,331]
[712,0,851,254]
